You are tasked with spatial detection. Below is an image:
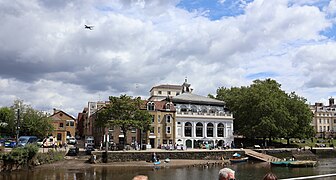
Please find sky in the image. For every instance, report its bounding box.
[1,0,336,117]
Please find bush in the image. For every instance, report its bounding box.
[1,144,39,168]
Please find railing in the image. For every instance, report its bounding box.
[280,173,336,180]
[176,111,232,117]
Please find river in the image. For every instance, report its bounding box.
[1,158,336,180]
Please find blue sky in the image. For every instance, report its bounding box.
[0,0,336,115]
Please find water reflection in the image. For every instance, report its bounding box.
[1,158,336,180]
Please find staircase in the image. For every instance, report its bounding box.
[244,149,281,162]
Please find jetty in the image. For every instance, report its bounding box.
[243,149,281,162]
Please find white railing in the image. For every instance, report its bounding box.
[177,111,232,117]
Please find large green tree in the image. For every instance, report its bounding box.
[216,79,314,142]
[97,95,152,148]
[0,100,54,138]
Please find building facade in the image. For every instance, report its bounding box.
[310,97,336,138]
[149,84,183,101]
[145,99,176,148]
[172,80,234,149]
[49,109,76,144]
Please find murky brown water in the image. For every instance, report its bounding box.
[1,158,336,180]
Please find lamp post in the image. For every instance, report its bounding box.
[16,108,20,143]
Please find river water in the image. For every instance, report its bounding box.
[1,158,336,180]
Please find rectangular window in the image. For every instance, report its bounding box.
[59,123,64,128]
[166,115,171,123]
[150,128,154,134]
[151,115,155,123]
[70,121,74,126]
[166,126,171,134]
[158,127,161,134]
[66,121,70,126]
[158,91,162,94]
[57,133,62,141]
[168,91,171,95]
[158,115,161,123]
[319,119,322,124]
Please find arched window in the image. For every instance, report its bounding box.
[191,105,197,113]
[181,105,188,112]
[217,123,224,137]
[207,123,214,137]
[147,102,155,111]
[185,122,192,137]
[201,106,207,113]
[196,122,203,137]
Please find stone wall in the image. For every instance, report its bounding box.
[92,150,244,163]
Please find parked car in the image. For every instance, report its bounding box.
[36,138,44,147]
[67,137,77,145]
[67,147,79,156]
[17,136,38,147]
[4,138,17,148]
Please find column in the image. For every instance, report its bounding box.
[214,122,217,137]
[203,122,206,138]
[193,122,196,138]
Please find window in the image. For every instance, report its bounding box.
[168,91,171,95]
[319,119,322,124]
[150,128,154,134]
[185,122,192,137]
[166,103,170,109]
[158,127,161,134]
[131,128,136,133]
[158,115,161,123]
[196,122,203,137]
[147,102,155,111]
[158,91,162,94]
[57,133,62,141]
[166,126,171,134]
[207,123,214,137]
[177,122,181,125]
[151,115,155,123]
[59,123,64,128]
[166,115,171,123]
[217,123,224,137]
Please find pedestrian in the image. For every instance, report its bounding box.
[132,175,148,180]
[218,168,235,180]
[263,172,278,180]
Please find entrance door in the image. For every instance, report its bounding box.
[150,139,155,148]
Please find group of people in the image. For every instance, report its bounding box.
[132,168,278,180]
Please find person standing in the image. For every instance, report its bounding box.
[218,168,235,180]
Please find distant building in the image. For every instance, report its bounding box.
[49,109,76,144]
[310,97,336,138]
[172,79,234,149]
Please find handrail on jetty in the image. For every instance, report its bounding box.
[280,173,336,180]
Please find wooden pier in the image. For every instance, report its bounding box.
[244,149,281,162]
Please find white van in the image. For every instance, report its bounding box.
[43,136,57,147]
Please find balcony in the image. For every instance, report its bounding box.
[176,111,232,117]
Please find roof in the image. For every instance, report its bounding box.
[143,100,176,111]
[149,84,182,92]
[172,93,225,106]
[49,110,76,120]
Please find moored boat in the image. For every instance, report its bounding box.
[271,160,317,167]
[229,153,249,163]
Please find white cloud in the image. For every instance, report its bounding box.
[0,0,335,116]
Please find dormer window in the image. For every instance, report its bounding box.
[147,102,155,111]
[166,103,171,110]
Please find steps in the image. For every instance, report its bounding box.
[244,149,281,162]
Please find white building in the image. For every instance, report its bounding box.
[172,80,234,148]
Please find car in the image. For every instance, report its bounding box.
[67,147,79,156]
[36,138,44,147]
[17,136,38,147]
[68,137,77,145]
[4,138,17,148]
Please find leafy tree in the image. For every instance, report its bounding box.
[216,79,313,143]
[97,95,152,148]
[0,107,16,137]
[0,100,54,138]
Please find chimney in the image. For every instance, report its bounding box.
[329,97,334,107]
[53,108,60,114]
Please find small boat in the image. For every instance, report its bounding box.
[154,160,161,165]
[229,153,248,163]
[230,157,249,163]
[164,158,171,163]
[271,160,317,167]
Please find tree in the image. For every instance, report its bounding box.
[97,95,152,148]
[216,79,314,143]
[0,107,16,137]
[0,100,54,138]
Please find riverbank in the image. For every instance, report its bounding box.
[36,158,229,170]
